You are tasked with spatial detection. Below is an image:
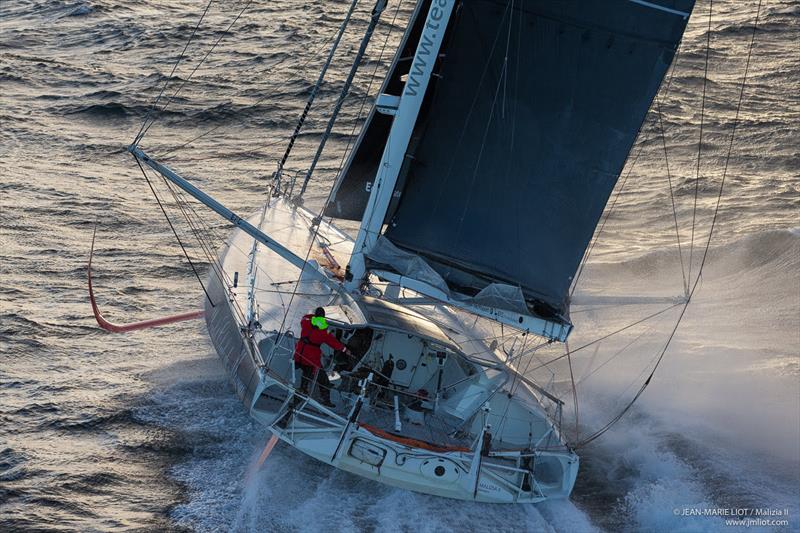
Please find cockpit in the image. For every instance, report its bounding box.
[318,297,478,401]
[254,295,552,453]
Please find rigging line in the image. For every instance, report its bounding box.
[246,202,272,323]
[453,329,528,356]
[571,41,685,295]
[252,289,335,297]
[172,201,231,287]
[688,0,714,289]
[510,0,523,272]
[133,156,215,307]
[345,0,422,243]
[140,0,253,139]
[577,345,600,383]
[265,45,385,361]
[576,0,762,448]
[468,330,527,354]
[163,179,228,254]
[169,182,226,247]
[166,185,250,324]
[160,181,227,296]
[565,341,579,442]
[274,0,362,186]
[160,178,228,291]
[145,165,219,261]
[568,300,679,315]
[500,0,515,119]
[155,31,344,160]
[576,325,652,386]
[137,0,255,144]
[527,302,682,374]
[574,352,660,449]
[184,187,232,245]
[655,92,689,295]
[245,184,298,322]
[610,342,665,406]
[266,4,399,335]
[329,0,406,200]
[163,171,255,257]
[297,0,388,197]
[452,1,514,241]
[428,1,510,219]
[163,205,232,318]
[506,331,530,395]
[502,338,554,368]
[570,140,640,297]
[157,175,246,325]
[161,133,288,161]
[133,0,214,146]
[690,0,761,311]
[496,338,551,441]
[267,89,382,350]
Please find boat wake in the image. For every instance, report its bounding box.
[135,228,798,532]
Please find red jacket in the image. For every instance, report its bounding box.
[294,314,345,370]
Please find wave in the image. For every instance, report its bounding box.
[0,447,27,477]
[0,72,27,83]
[586,227,799,277]
[1,0,796,530]
[57,101,167,120]
[48,408,135,432]
[65,3,94,18]
[49,98,304,128]
[0,313,48,341]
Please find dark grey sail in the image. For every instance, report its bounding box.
[333,0,695,320]
[323,0,431,221]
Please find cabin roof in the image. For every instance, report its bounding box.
[357,296,452,345]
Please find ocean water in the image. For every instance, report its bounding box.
[1,0,798,532]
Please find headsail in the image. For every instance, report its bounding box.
[338,0,695,325]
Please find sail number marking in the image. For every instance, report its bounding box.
[404,0,449,98]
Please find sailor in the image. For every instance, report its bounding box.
[294,307,350,407]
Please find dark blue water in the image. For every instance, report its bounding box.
[1,0,798,531]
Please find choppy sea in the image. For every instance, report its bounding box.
[1,0,798,531]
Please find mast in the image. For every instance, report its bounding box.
[345,0,456,291]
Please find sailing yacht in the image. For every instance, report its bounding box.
[120,0,696,503]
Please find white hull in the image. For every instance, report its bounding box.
[205,198,579,503]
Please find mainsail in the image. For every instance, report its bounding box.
[330,0,694,323]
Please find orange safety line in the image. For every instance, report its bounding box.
[359,423,470,453]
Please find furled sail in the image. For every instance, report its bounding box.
[362,0,694,320]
